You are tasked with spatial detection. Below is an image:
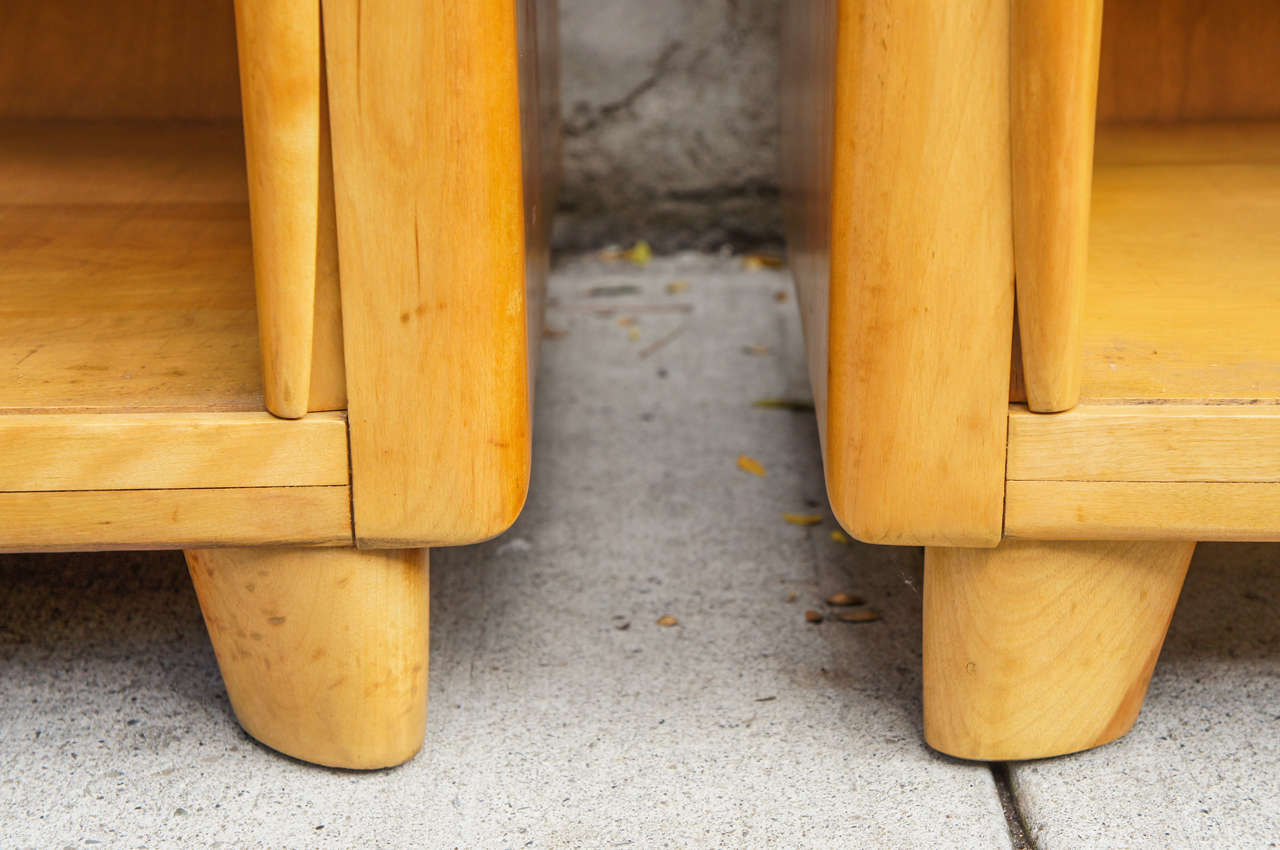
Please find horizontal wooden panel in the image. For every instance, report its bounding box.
[0,412,349,492]
[1008,404,1280,483]
[0,0,241,119]
[1084,123,1280,403]
[1005,480,1280,542]
[0,486,352,553]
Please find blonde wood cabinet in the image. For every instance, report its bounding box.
[783,0,1278,760]
[0,0,559,768]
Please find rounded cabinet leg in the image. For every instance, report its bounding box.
[923,539,1194,760]
[185,546,429,769]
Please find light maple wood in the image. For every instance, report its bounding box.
[0,0,240,119]
[781,0,836,457]
[0,120,262,414]
[1005,481,1280,541]
[924,539,1194,760]
[308,79,348,413]
[1097,0,1280,122]
[0,487,351,553]
[1084,122,1280,402]
[821,0,1014,546]
[1008,404,1280,483]
[1010,0,1102,413]
[0,412,347,491]
[234,0,324,419]
[322,0,532,547]
[187,547,428,769]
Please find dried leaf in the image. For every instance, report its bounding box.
[783,513,823,526]
[657,615,679,627]
[737,455,766,477]
[752,398,815,411]
[785,592,797,603]
[617,316,637,327]
[825,592,865,606]
[836,609,880,624]
[830,530,851,544]
[627,328,641,341]
[774,290,790,303]
[742,253,785,270]
[665,280,691,294]
[742,344,771,356]
[626,240,653,267]
[804,610,823,624]
[542,327,568,340]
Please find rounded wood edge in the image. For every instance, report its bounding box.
[922,539,1194,761]
[186,546,429,770]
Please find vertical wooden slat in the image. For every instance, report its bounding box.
[234,0,324,419]
[1011,0,1104,412]
[322,0,531,547]
[824,1,1015,546]
[308,75,348,412]
[780,0,836,459]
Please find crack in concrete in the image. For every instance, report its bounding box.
[564,42,684,137]
[990,762,1036,850]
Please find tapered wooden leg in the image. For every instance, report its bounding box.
[923,539,1193,760]
[186,546,429,769]
[1010,0,1103,413]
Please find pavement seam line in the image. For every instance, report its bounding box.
[990,762,1037,850]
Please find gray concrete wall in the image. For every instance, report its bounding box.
[556,0,781,252]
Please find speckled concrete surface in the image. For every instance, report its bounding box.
[1010,541,1280,850]
[0,255,1275,849]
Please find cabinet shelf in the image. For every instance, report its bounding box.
[0,119,262,414]
[1084,120,1280,403]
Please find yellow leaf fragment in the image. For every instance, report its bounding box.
[830,530,850,544]
[783,513,823,526]
[657,615,679,627]
[625,240,653,267]
[665,280,691,294]
[736,454,766,476]
[627,327,641,341]
[742,253,785,270]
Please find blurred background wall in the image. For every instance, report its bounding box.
[555,0,782,253]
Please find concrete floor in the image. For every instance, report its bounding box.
[1,254,1277,848]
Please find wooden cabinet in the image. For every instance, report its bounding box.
[0,0,559,768]
[783,0,1277,760]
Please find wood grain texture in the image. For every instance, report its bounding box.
[1097,0,1280,122]
[0,487,352,553]
[824,0,1014,546]
[1010,0,1102,413]
[1005,481,1280,541]
[1084,122,1280,402]
[0,0,241,119]
[924,539,1194,760]
[0,121,264,414]
[1008,404,1280,483]
[187,546,428,769]
[235,0,324,419]
[0,412,348,492]
[780,0,835,457]
[323,0,532,547]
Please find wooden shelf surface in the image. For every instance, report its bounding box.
[1084,120,1280,402]
[0,119,262,414]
